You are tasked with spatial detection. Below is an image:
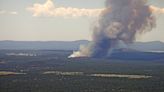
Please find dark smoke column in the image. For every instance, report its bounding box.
[69,0,156,58]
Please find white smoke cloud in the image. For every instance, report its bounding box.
[150,5,164,14]
[27,0,103,17]
[9,11,18,15]
[0,10,18,15]
[68,45,91,58]
[0,10,6,14]
[27,0,164,18]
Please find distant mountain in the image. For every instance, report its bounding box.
[0,40,89,50]
[0,40,164,52]
[129,41,164,52]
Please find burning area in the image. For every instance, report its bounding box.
[69,0,162,58]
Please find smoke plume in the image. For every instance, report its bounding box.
[69,0,156,58]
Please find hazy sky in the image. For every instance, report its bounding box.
[0,0,164,42]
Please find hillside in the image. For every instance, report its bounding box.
[0,40,164,52]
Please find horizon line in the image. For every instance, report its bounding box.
[0,40,163,43]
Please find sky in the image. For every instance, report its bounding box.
[0,0,164,42]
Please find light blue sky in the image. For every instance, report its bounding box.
[0,0,164,42]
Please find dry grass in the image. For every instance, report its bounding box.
[43,71,152,79]
[0,71,26,76]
